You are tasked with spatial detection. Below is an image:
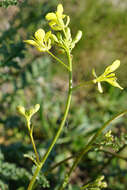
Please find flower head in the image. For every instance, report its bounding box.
[24,29,52,52]
[45,4,70,31]
[93,60,123,93]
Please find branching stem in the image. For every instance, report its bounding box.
[58,110,127,190]
[44,147,127,176]
[27,50,73,190]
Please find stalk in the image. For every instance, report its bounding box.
[29,129,40,164]
[47,50,70,71]
[72,81,93,91]
[27,121,40,164]
[27,50,73,190]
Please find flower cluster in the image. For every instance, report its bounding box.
[24,4,82,53]
[81,175,107,190]
[24,3,123,92]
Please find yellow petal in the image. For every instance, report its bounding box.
[105,60,120,74]
[35,29,45,42]
[98,82,103,93]
[44,31,51,42]
[65,16,70,27]
[105,78,123,90]
[37,46,46,52]
[49,20,56,27]
[106,73,115,78]
[24,40,38,46]
[57,4,63,16]
[47,39,51,49]
[45,13,57,21]
[62,14,66,19]
[49,21,62,30]
[92,68,97,78]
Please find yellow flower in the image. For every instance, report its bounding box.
[45,4,70,31]
[93,60,123,93]
[24,29,52,52]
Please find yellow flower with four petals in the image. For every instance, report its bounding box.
[24,29,52,52]
[93,60,123,93]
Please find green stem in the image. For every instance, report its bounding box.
[98,144,127,174]
[47,50,70,71]
[24,154,38,166]
[45,147,127,176]
[29,130,40,164]
[27,51,73,190]
[59,110,127,190]
[27,121,40,164]
[72,81,93,91]
[44,155,75,176]
[28,165,41,190]
[63,28,68,40]
[100,149,127,161]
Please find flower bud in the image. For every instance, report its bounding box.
[17,106,25,116]
[34,104,40,113]
[73,30,82,44]
[51,34,59,43]
[27,104,40,118]
[97,175,105,181]
[101,182,107,188]
[65,27,71,40]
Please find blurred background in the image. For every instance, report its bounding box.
[0,0,127,189]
